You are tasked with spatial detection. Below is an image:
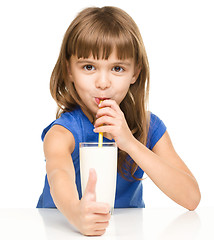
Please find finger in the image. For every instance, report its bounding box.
[94,125,115,134]
[96,106,117,119]
[89,202,111,214]
[99,99,121,113]
[90,229,106,236]
[94,221,110,230]
[84,168,97,199]
[94,115,116,128]
[93,212,111,223]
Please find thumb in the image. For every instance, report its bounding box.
[83,168,97,201]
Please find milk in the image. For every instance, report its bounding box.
[80,143,117,212]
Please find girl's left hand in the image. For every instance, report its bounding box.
[93,99,135,152]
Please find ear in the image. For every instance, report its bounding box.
[66,60,73,82]
[131,65,141,84]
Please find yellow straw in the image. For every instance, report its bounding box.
[98,100,103,147]
[98,132,103,147]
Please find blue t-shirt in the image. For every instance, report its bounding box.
[37,106,166,208]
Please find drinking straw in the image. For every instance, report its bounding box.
[98,132,103,147]
[98,100,103,147]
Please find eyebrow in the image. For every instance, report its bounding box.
[76,59,132,66]
[112,61,132,67]
[76,60,96,65]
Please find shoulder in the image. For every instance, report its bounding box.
[147,112,167,150]
[149,112,165,128]
[45,123,75,152]
[41,107,83,141]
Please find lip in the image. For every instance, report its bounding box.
[95,97,110,105]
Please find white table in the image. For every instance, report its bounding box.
[0,207,213,239]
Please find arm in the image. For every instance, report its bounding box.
[44,125,111,236]
[128,131,201,210]
[94,100,201,210]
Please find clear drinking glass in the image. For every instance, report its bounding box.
[79,142,117,213]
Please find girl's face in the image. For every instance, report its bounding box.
[68,49,140,120]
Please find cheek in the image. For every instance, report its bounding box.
[119,79,132,92]
[74,83,87,98]
[73,78,92,102]
[115,84,131,103]
[72,74,86,90]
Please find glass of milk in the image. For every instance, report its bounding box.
[79,142,117,213]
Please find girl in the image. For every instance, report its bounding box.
[37,6,201,236]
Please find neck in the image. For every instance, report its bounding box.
[80,106,95,123]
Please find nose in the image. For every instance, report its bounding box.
[95,72,111,89]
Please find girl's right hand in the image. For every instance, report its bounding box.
[72,169,111,236]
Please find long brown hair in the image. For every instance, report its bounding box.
[50,6,150,180]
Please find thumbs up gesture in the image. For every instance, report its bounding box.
[75,169,111,236]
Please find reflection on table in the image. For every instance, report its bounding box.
[0,207,213,239]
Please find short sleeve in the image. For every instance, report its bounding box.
[40,112,82,163]
[41,112,80,144]
[147,112,167,150]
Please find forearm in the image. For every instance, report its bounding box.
[43,126,110,236]
[47,169,80,224]
[127,138,201,210]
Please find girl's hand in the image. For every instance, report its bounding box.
[94,99,135,152]
[72,169,111,236]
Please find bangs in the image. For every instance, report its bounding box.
[66,10,139,60]
[74,28,135,60]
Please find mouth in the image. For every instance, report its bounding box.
[95,97,110,105]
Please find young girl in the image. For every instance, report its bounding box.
[37,6,201,236]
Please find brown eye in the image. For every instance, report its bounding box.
[112,66,124,72]
[84,65,95,71]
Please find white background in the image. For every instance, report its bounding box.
[0,0,213,208]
